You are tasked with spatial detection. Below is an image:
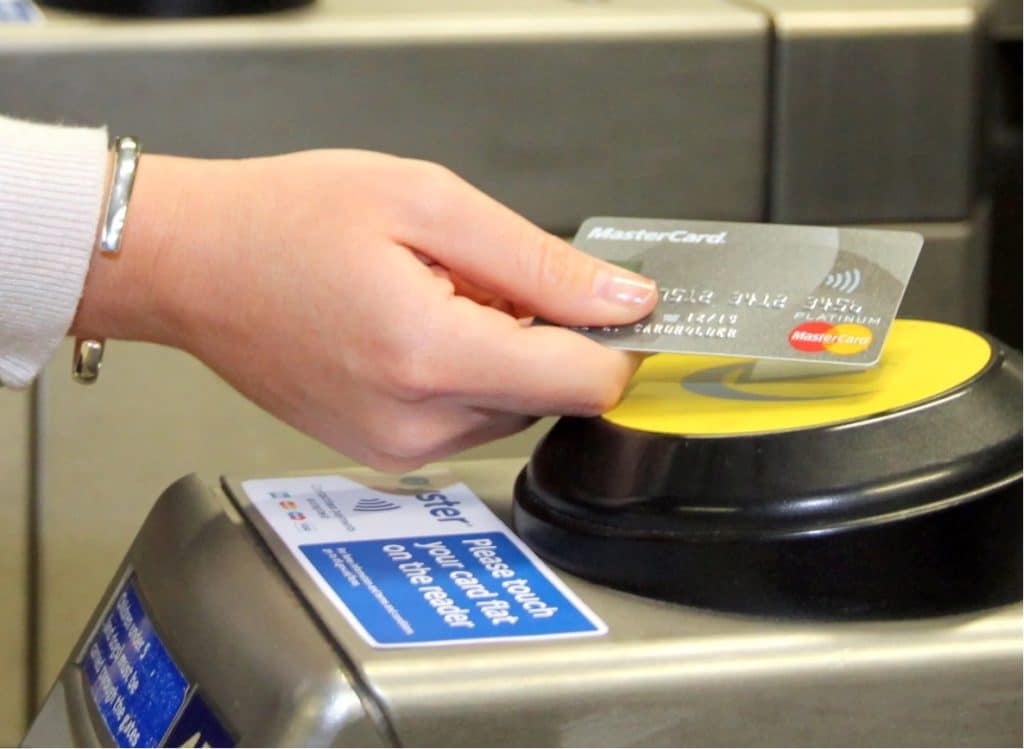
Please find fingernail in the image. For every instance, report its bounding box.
[595,269,657,306]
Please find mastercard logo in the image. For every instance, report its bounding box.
[788,322,874,355]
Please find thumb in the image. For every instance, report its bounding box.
[398,166,657,326]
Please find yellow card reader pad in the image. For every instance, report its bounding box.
[604,320,992,437]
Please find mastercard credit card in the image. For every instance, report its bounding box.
[565,217,923,370]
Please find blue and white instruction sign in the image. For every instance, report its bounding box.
[242,474,607,648]
[81,577,190,747]
[80,576,236,747]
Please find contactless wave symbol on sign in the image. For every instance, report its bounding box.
[354,497,402,512]
[823,268,862,294]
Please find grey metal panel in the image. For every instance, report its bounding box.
[34,342,347,694]
[223,461,1023,747]
[23,668,104,748]
[883,200,990,327]
[22,681,74,748]
[0,0,769,231]
[763,0,983,224]
[131,476,387,746]
[0,388,29,746]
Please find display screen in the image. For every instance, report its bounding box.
[80,574,235,747]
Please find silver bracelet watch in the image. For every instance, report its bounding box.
[73,135,142,385]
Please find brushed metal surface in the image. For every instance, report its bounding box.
[0,0,768,231]
[762,0,983,224]
[130,476,387,746]
[21,681,75,748]
[26,475,388,747]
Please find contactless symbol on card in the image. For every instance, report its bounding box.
[566,217,923,368]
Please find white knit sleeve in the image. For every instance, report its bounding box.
[0,115,108,388]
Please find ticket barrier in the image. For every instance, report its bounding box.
[24,322,1023,747]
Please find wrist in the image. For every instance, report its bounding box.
[70,153,228,350]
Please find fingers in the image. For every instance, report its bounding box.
[409,409,537,467]
[410,298,643,416]
[330,298,638,471]
[466,329,643,415]
[395,161,657,327]
[349,398,536,473]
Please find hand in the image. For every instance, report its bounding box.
[72,150,657,471]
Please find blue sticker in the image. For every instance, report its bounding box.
[245,474,608,649]
[301,532,602,645]
[164,692,235,748]
[0,0,42,22]
[81,577,189,748]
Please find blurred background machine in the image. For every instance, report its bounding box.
[0,0,1020,742]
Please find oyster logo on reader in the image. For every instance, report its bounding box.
[789,322,873,355]
[354,497,401,513]
[417,491,472,526]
